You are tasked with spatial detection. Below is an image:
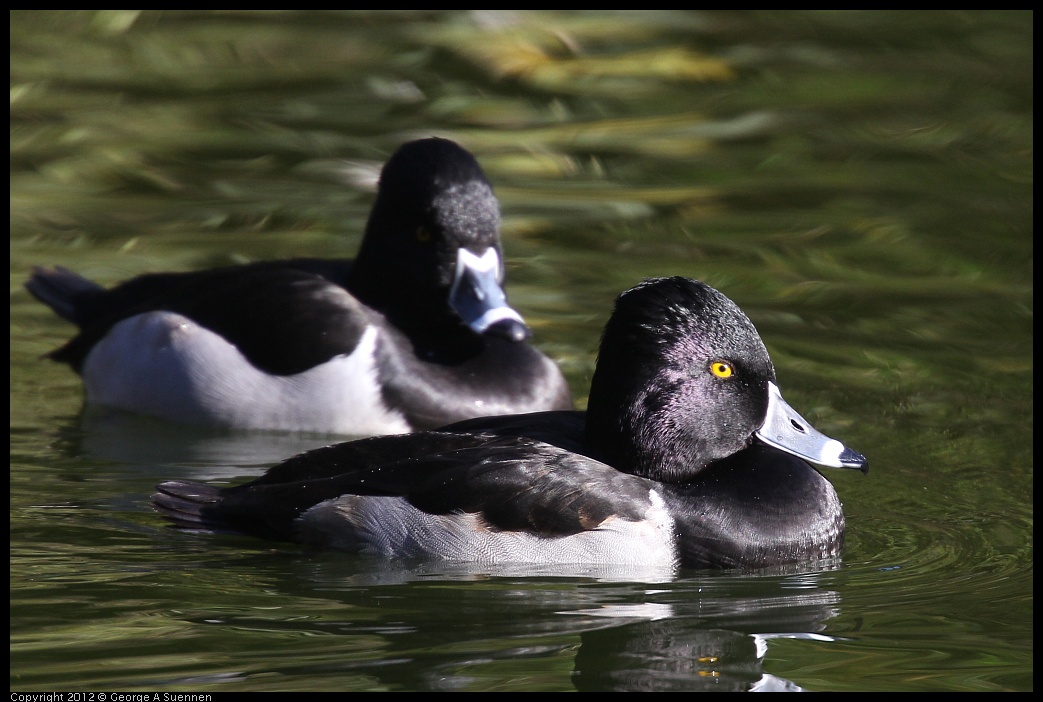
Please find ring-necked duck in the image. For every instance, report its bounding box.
[26,138,572,434]
[153,277,867,570]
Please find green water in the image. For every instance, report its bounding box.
[10,11,1032,691]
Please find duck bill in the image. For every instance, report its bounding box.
[755,382,868,473]
[449,248,531,342]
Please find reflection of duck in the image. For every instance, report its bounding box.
[568,564,851,691]
[26,138,572,435]
[154,277,867,569]
[70,408,347,481]
[573,618,829,691]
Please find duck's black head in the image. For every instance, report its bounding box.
[586,277,776,482]
[585,277,867,483]
[350,137,528,342]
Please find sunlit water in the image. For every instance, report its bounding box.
[11,11,1031,691]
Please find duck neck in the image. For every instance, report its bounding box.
[585,387,705,484]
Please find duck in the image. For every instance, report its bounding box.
[25,138,573,435]
[153,277,867,570]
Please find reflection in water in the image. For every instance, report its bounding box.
[575,623,814,691]
[569,565,844,690]
[75,406,347,479]
[159,554,845,691]
[570,583,842,691]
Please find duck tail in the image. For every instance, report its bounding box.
[151,480,225,532]
[25,266,102,324]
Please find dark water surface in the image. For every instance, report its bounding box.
[11,11,1031,691]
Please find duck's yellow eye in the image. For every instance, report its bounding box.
[416,226,432,243]
[710,361,733,379]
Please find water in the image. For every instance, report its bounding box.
[10,10,1032,691]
